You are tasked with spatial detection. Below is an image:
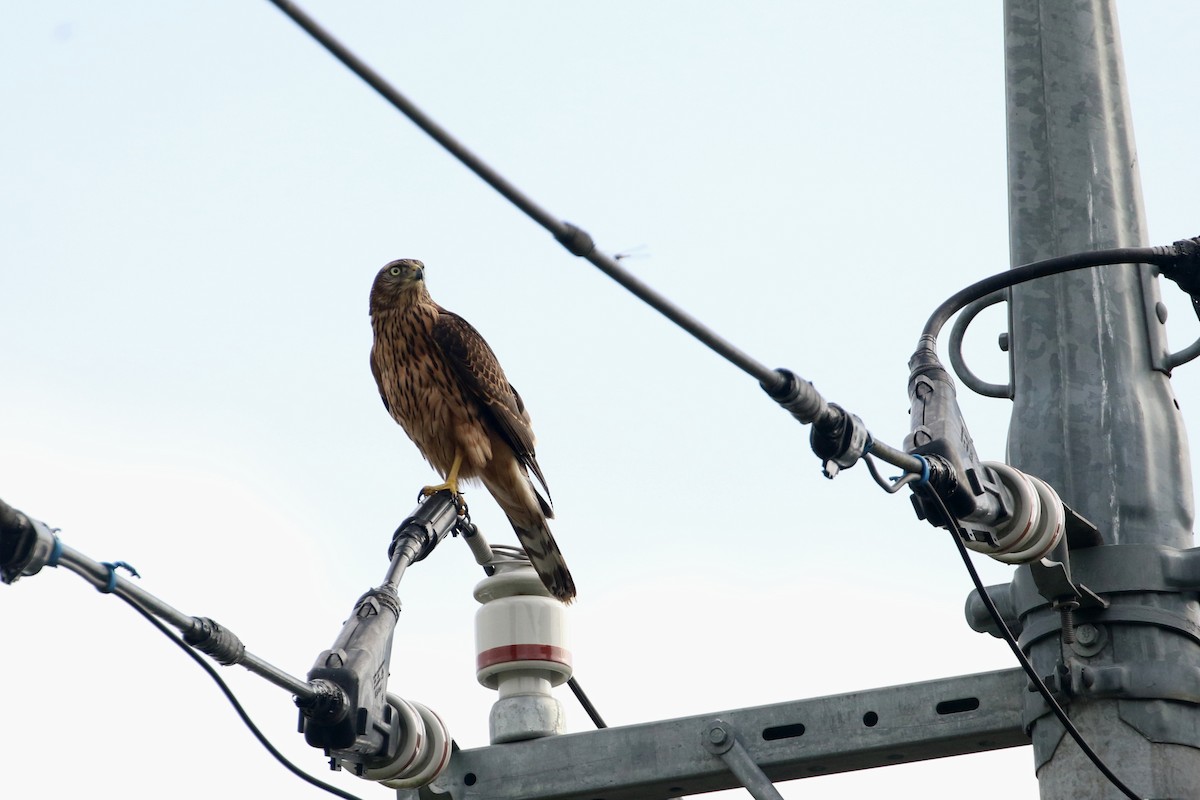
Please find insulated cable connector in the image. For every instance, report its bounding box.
[389,489,461,565]
[761,368,833,427]
[762,368,927,480]
[810,404,869,478]
[1158,237,1200,322]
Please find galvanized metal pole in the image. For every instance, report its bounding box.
[1003,1,1200,796]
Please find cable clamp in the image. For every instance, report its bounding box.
[911,454,931,487]
[47,533,63,568]
[811,403,869,478]
[98,560,141,594]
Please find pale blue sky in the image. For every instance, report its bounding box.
[2,3,1199,799]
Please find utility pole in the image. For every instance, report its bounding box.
[995,0,1200,796]
[6,3,1198,799]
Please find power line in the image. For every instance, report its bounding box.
[263,0,783,394]
[263,0,932,480]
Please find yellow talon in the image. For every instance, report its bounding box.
[422,452,463,498]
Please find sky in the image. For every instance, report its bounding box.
[2,2,1200,799]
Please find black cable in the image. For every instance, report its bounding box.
[113,593,370,800]
[920,245,1179,344]
[567,677,607,729]
[919,488,1144,800]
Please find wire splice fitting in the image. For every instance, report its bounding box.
[1171,236,1200,265]
[761,368,829,426]
[185,616,247,666]
[1160,237,1200,322]
[390,490,461,565]
[554,222,595,257]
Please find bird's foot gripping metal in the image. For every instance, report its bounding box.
[419,453,465,504]
[418,480,462,502]
[413,488,471,526]
[416,478,472,520]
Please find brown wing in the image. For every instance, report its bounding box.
[369,350,391,414]
[430,308,553,505]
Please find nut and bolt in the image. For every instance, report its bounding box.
[1075,623,1100,646]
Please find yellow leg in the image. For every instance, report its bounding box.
[422,452,463,497]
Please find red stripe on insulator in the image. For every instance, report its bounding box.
[477,644,572,671]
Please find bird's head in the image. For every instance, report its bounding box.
[370,258,428,312]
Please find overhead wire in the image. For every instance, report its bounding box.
[263,0,943,479]
[263,0,783,393]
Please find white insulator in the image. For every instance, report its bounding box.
[474,563,572,743]
[363,695,452,789]
[979,461,1065,564]
[994,472,1065,564]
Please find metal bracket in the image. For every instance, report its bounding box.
[948,289,1013,399]
[702,720,784,800]
[1073,660,1200,704]
[1018,605,1200,651]
[1027,540,1108,644]
[966,544,1200,642]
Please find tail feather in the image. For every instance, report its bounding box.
[511,519,576,604]
[481,460,576,603]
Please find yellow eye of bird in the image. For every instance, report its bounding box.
[389,266,402,276]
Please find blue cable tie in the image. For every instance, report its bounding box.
[913,454,931,487]
[48,534,63,568]
[99,560,141,594]
[863,435,874,456]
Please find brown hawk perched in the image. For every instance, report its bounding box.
[369,258,576,603]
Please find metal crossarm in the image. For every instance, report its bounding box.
[402,669,1027,800]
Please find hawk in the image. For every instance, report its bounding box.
[369,258,576,603]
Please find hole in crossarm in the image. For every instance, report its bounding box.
[762,723,806,741]
[464,773,477,786]
[936,697,980,715]
[862,711,879,727]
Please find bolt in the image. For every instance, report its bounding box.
[1075,623,1099,646]
[998,332,1010,352]
[1054,600,1079,645]
[708,726,728,746]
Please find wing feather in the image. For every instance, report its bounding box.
[369,350,392,413]
[430,308,553,505]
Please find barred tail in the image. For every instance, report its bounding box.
[510,519,576,603]
[481,460,576,603]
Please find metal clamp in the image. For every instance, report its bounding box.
[1018,604,1200,651]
